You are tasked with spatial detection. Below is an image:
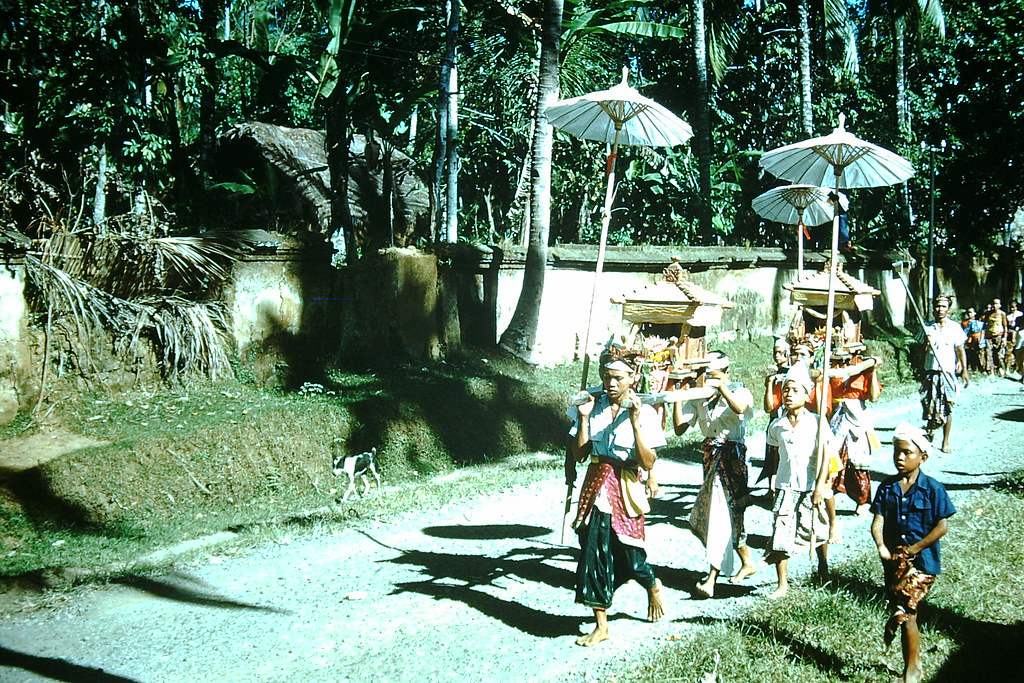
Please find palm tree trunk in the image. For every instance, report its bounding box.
[797,0,813,136]
[692,0,713,238]
[894,16,910,139]
[500,0,562,358]
[93,144,108,231]
[893,16,915,230]
[437,0,459,242]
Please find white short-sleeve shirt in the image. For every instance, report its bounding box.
[919,320,966,374]
[675,383,754,443]
[568,394,667,462]
[767,409,828,492]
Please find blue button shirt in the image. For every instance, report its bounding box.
[871,471,956,575]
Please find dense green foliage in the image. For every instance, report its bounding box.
[1,0,1020,254]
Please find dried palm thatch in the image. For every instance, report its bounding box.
[219,122,430,248]
[24,250,235,383]
[2,164,256,410]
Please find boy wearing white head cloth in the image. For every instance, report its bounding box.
[673,351,757,597]
[871,423,955,683]
[763,361,833,598]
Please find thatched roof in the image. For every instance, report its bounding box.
[220,122,429,247]
[613,280,734,309]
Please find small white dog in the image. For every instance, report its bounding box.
[332,445,381,500]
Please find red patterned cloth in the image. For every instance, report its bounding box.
[573,459,646,548]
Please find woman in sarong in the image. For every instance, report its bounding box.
[673,351,756,597]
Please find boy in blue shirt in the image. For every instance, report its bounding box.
[870,423,955,683]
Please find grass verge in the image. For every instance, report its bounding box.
[622,471,1024,682]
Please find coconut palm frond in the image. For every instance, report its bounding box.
[24,254,110,338]
[149,235,238,283]
[142,297,234,380]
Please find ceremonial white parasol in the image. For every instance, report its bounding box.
[752,184,849,277]
[547,67,693,389]
[759,114,914,523]
[548,68,692,544]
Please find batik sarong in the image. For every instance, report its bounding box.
[764,488,828,564]
[829,402,875,506]
[574,458,655,608]
[689,439,749,543]
[920,371,957,431]
[882,547,936,647]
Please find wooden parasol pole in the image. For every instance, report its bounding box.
[810,170,842,557]
[563,120,623,545]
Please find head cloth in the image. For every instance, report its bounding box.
[893,422,932,455]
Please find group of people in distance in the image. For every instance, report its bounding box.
[960,297,1024,381]
[566,326,956,683]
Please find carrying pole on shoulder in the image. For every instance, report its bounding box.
[894,265,959,394]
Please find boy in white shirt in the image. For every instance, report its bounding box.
[764,362,832,598]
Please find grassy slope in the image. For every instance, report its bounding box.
[0,350,578,579]
[625,483,1024,682]
[0,333,919,582]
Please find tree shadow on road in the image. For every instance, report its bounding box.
[655,564,754,601]
[113,571,289,613]
[645,482,699,532]
[420,524,551,540]
[386,545,583,638]
[994,407,1024,422]
[0,644,140,682]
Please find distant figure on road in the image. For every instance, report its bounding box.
[918,295,969,453]
[960,307,989,374]
[567,345,665,647]
[984,298,1010,377]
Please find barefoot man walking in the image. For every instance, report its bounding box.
[567,345,665,646]
[672,351,758,597]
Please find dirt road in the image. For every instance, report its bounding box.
[1,377,1022,682]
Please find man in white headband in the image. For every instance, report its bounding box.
[783,358,814,395]
[566,345,666,645]
[918,295,968,453]
[673,351,757,596]
[870,421,955,683]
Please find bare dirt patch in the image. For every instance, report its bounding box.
[0,429,109,473]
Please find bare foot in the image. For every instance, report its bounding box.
[855,503,870,516]
[829,529,843,544]
[575,627,609,647]
[941,443,953,454]
[729,564,757,584]
[766,585,788,599]
[647,580,665,621]
[694,577,714,599]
